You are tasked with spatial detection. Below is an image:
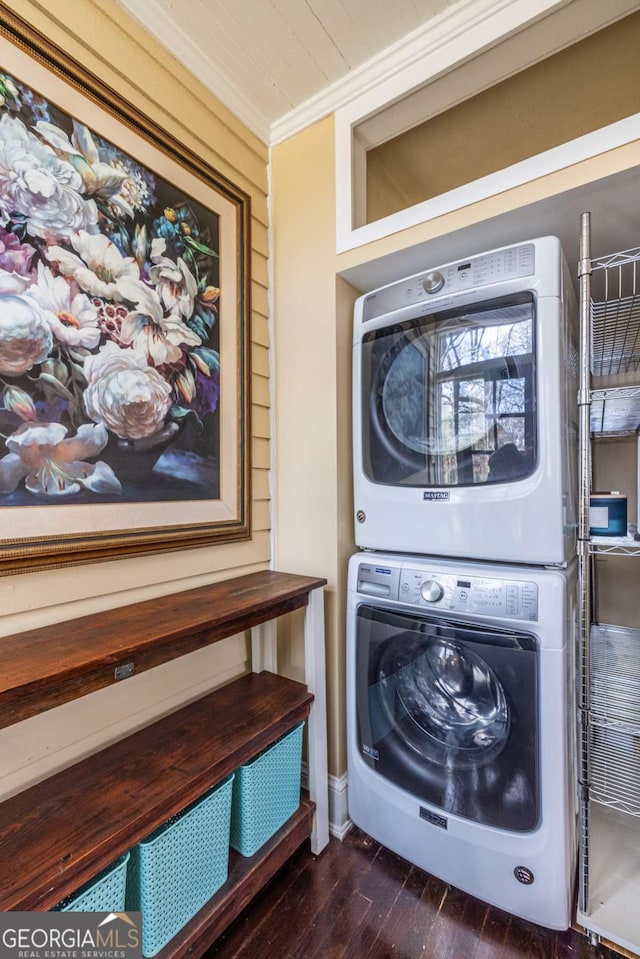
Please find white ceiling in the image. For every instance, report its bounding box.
[116,0,455,142]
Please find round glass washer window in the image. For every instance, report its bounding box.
[380,637,510,766]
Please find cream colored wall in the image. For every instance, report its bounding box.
[272,111,640,783]
[270,117,359,778]
[0,0,272,801]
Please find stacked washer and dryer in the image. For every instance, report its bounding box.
[347,237,579,929]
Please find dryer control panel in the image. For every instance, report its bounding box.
[356,562,538,621]
[360,243,535,322]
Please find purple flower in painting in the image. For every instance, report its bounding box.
[0,226,35,275]
[189,369,220,418]
[34,396,68,423]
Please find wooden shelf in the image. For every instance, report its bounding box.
[0,670,313,912]
[0,570,326,730]
[0,568,329,956]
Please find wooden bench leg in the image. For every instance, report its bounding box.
[251,619,278,673]
[304,586,329,853]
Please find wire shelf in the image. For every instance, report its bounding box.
[593,246,640,271]
[589,625,640,817]
[579,216,640,926]
[590,720,640,817]
[590,625,640,725]
[590,386,640,435]
[590,529,640,556]
[591,247,640,378]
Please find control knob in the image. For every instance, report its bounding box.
[423,271,444,294]
[420,580,444,603]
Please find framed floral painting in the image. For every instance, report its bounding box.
[0,7,251,573]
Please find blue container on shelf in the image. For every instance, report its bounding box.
[126,775,234,957]
[590,492,628,536]
[230,722,304,858]
[53,852,129,912]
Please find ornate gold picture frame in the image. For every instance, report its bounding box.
[0,6,251,574]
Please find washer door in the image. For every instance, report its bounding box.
[380,634,510,767]
[355,605,539,831]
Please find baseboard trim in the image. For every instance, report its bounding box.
[302,764,352,841]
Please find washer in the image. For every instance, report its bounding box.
[352,236,577,566]
[346,551,577,929]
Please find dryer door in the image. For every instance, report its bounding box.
[361,293,536,487]
[355,604,539,831]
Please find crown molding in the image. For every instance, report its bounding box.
[118,0,638,150]
[115,0,271,143]
[269,0,562,145]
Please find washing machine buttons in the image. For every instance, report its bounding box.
[420,580,444,603]
[422,270,445,294]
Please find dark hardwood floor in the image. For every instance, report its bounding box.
[205,827,617,959]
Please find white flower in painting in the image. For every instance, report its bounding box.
[83,341,173,440]
[0,292,53,376]
[47,230,139,301]
[0,114,98,242]
[36,119,133,218]
[117,277,201,365]
[0,268,31,295]
[148,237,197,319]
[132,223,148,269]
[0,421,121,496]
[3,384,37,421]
[27,262,100,349]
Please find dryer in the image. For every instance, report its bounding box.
[346,551,577,929]
[352,236,577,566]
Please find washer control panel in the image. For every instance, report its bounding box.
[361,243,535,322]
[355,562,538,622]
[399,567,538,621]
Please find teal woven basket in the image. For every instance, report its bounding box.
[53,852,129,912]
[126,775,234,957]
[230,722,304,858]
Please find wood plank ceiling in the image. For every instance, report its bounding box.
[115,0,454,139]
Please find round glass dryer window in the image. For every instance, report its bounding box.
[381,340,433,455]
[362,294,537,487]
[379,636,510,767]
